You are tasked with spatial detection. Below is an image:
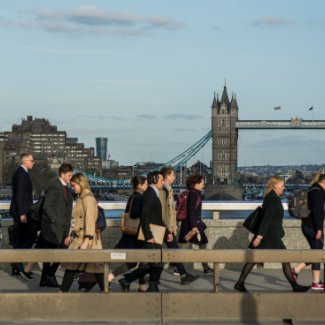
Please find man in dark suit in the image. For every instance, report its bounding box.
[119,171,173,292]
[9,153,37,279]
[36,163,73,287]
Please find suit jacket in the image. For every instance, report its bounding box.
[140,186,166,241]
[41,178,73,245]
[9,166,33,222]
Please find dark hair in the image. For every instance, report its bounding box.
[186,174,204,190]
[147,171,162,185]
[58,163,73,175]
[311,171,325,186]
[160,166,175,178]
[131,175,147,190]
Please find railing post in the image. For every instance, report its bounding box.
[212,211,220,220]
[104,262,109,293]
[213,262,219,292]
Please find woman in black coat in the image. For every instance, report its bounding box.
[234,175,310,293]
[107,175,148,291]
[292,172,325,290]
[178,174,213,274]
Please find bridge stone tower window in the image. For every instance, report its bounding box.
[211,83,238,184]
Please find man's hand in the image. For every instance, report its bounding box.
[316,230,322,240]
[20,215,27,223]
[147,238,155,244]
[64,236,73,247]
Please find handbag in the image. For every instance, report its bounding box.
[120,197,140,236]
[243,206,263,234]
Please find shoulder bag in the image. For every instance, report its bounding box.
[120,196,140,236]
[243,206,263,234]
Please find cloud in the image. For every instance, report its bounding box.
[0,18,12,28]
[250,16,294,27]
[17,5,185,35]
[79,114,106,119]
[163,114,203,120]
[136,114,157,120]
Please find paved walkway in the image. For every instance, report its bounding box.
[0,265,323,324]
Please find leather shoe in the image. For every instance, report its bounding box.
[234,282,248,292]
[146,281,159,292]
[181,273,200,285]
[118,278,130,292]
[40,275,60,287]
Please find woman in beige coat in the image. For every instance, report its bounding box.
[60,173,104,292]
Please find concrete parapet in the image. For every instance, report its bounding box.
[0,218,310,271]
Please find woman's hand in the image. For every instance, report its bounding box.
[80,238,89,250]
[64,236,73,246]
[316,230,322,240]
[252,235,263,247]
[192,227,199,234]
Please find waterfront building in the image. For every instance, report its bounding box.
[0,116,101,186]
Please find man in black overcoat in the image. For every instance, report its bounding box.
[9,153,37,279]
[36,163,73,287]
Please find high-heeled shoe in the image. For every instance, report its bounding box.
[234,282,248,293]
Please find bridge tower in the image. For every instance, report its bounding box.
[211,83,238,184]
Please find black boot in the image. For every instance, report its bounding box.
[146,281,159,292]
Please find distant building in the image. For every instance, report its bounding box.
[0,116,101,185]
[96,137,108,162]
[211,83,239,184]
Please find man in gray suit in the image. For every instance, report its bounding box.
[36,163,73,287]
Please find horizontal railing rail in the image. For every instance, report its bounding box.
[1,248,324,294]
[0,201,288,213]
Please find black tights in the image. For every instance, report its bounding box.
[60,269,104,292]
[237,262,296,285]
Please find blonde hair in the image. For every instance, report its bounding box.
[310,170,325,186]
[264,175,284,197]
[70,173,91,194]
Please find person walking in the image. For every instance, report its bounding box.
[119,171,173,292]
[107,175,148,292]
[59,173,104,292]
[234,175,310,293]
[178,174,213,274]
[9,153,37,280]
[292,171,325,290]
[36,163,73,287]
[159,166,199,284]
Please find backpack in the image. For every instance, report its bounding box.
[176,190,190,221]
[82,193,107,232]
[288,187,321,219]
[96,205,106,232]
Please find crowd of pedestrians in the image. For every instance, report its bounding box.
[7,152,325,293]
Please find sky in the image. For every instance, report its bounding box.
[1,0,325,167]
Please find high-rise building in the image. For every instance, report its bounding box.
[211,83,239,184]
[0,116,102,185]
[96,137,108,161]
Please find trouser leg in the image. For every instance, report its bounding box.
[60,269,77,292]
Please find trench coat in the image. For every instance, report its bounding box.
[63,190,103,273]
